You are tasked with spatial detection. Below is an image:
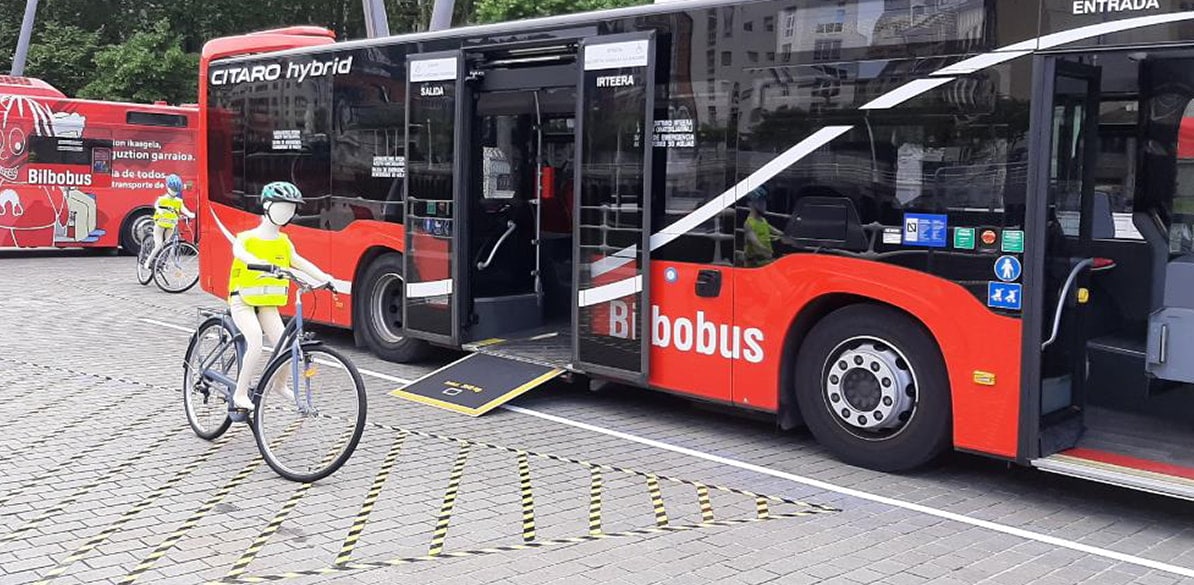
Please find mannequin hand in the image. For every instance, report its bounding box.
[327,278,351,295]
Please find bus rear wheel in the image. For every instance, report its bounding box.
[120,210,154,255]
[794,304,950,472]
[358,253,429,363]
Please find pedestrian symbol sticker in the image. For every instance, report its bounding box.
[903,213,948,248]
[988,282,1022,310]
[994,255,1021,282]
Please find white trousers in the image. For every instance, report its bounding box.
[143,225,173,267]
[229,295,286,404]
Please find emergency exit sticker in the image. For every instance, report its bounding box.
[903,213,948,248]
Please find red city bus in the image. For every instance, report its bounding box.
[0,75,198,253]
[202,3,1194,499]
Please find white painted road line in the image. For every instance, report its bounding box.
[503,405,1194,579]
[138,316,1194,578]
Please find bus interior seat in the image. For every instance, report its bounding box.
[783,195,869,251]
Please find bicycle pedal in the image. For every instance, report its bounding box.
[228,409,250,423]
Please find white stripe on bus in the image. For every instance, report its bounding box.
[406,278,453,298]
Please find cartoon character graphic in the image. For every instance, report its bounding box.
[0,95,103,247]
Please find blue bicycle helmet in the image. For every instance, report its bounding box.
[166,174,184,193]
[261,181,304,203]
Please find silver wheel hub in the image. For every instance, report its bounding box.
[370,272,405,343]
[824,340,915,431]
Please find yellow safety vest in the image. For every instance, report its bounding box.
[228,233,293,307]
[153,194,183,228]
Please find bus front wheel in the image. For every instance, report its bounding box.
[358,253,429,363]
[794,304,951,472]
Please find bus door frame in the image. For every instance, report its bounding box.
[1020,54,1102,462]
[403,50,470,346]
[572,32,657,384]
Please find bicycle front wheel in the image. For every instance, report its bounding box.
[183,317,238,440]
[136,240,154,285]
[252,345,367,483]
[154,241,200,293]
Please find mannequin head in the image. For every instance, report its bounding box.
[264,200,297,226]
[259,181,303,228]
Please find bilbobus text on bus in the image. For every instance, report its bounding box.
[201,1,1194,498]
[0,75,198,253]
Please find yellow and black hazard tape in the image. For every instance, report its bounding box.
[588,467,603,536]
[33,431,236,585]
[117,420,302,585]
[756,497,770,519]
[302,411,838,515]
[647,475,668,527]
[696,483,714,523]
[224,426,355,580]
[335,431,407,565]
[0,424,182,545]
[428,441,470,557]
[215,509,825,584]
[517,451,535,542]
[0,407,165,511]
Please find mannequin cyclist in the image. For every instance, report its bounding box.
[227,181,335,413]
[142,174,195,269]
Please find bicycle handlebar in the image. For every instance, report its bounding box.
[247,264,336,293]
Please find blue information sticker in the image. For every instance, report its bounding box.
[987,282,1023,310]
[903,213,948,248]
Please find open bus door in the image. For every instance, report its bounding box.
[1029,51,1194,499]
[403,52,468,345]
[573,34,656,384]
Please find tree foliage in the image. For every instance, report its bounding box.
[474,0,645,23]
[0,0,648,103]
[77,20,198,104]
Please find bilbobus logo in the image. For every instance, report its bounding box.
[608,302,765,363]
[27,167,92,186]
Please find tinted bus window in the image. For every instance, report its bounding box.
[127,111,188,127]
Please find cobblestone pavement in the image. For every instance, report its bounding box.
[1,250,1194,585]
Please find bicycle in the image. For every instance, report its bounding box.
[181,267,367,482]
[137,218,200,292]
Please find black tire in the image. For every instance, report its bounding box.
[252,345,367,483]
[183,317,237,440]
[357,253,429,362]
[794,304,951,472]
[154,241,200,293]
[120,211,153,255]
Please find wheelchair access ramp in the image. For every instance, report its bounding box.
[389,351,565,416]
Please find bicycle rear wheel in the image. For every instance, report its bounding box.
[252,345,367,483]
[136,240,154,285]
[183,317,238,440]
[154,241,200,293]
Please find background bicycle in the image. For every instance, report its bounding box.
[137,218,199,293]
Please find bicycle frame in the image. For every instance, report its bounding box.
[198,289,318,415]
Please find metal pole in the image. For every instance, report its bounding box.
[429,0,454,31]
[361,0,391,38]
[10,0,40,76]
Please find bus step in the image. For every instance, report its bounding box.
[1032,449,1194,502]
[389,353,565,417]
